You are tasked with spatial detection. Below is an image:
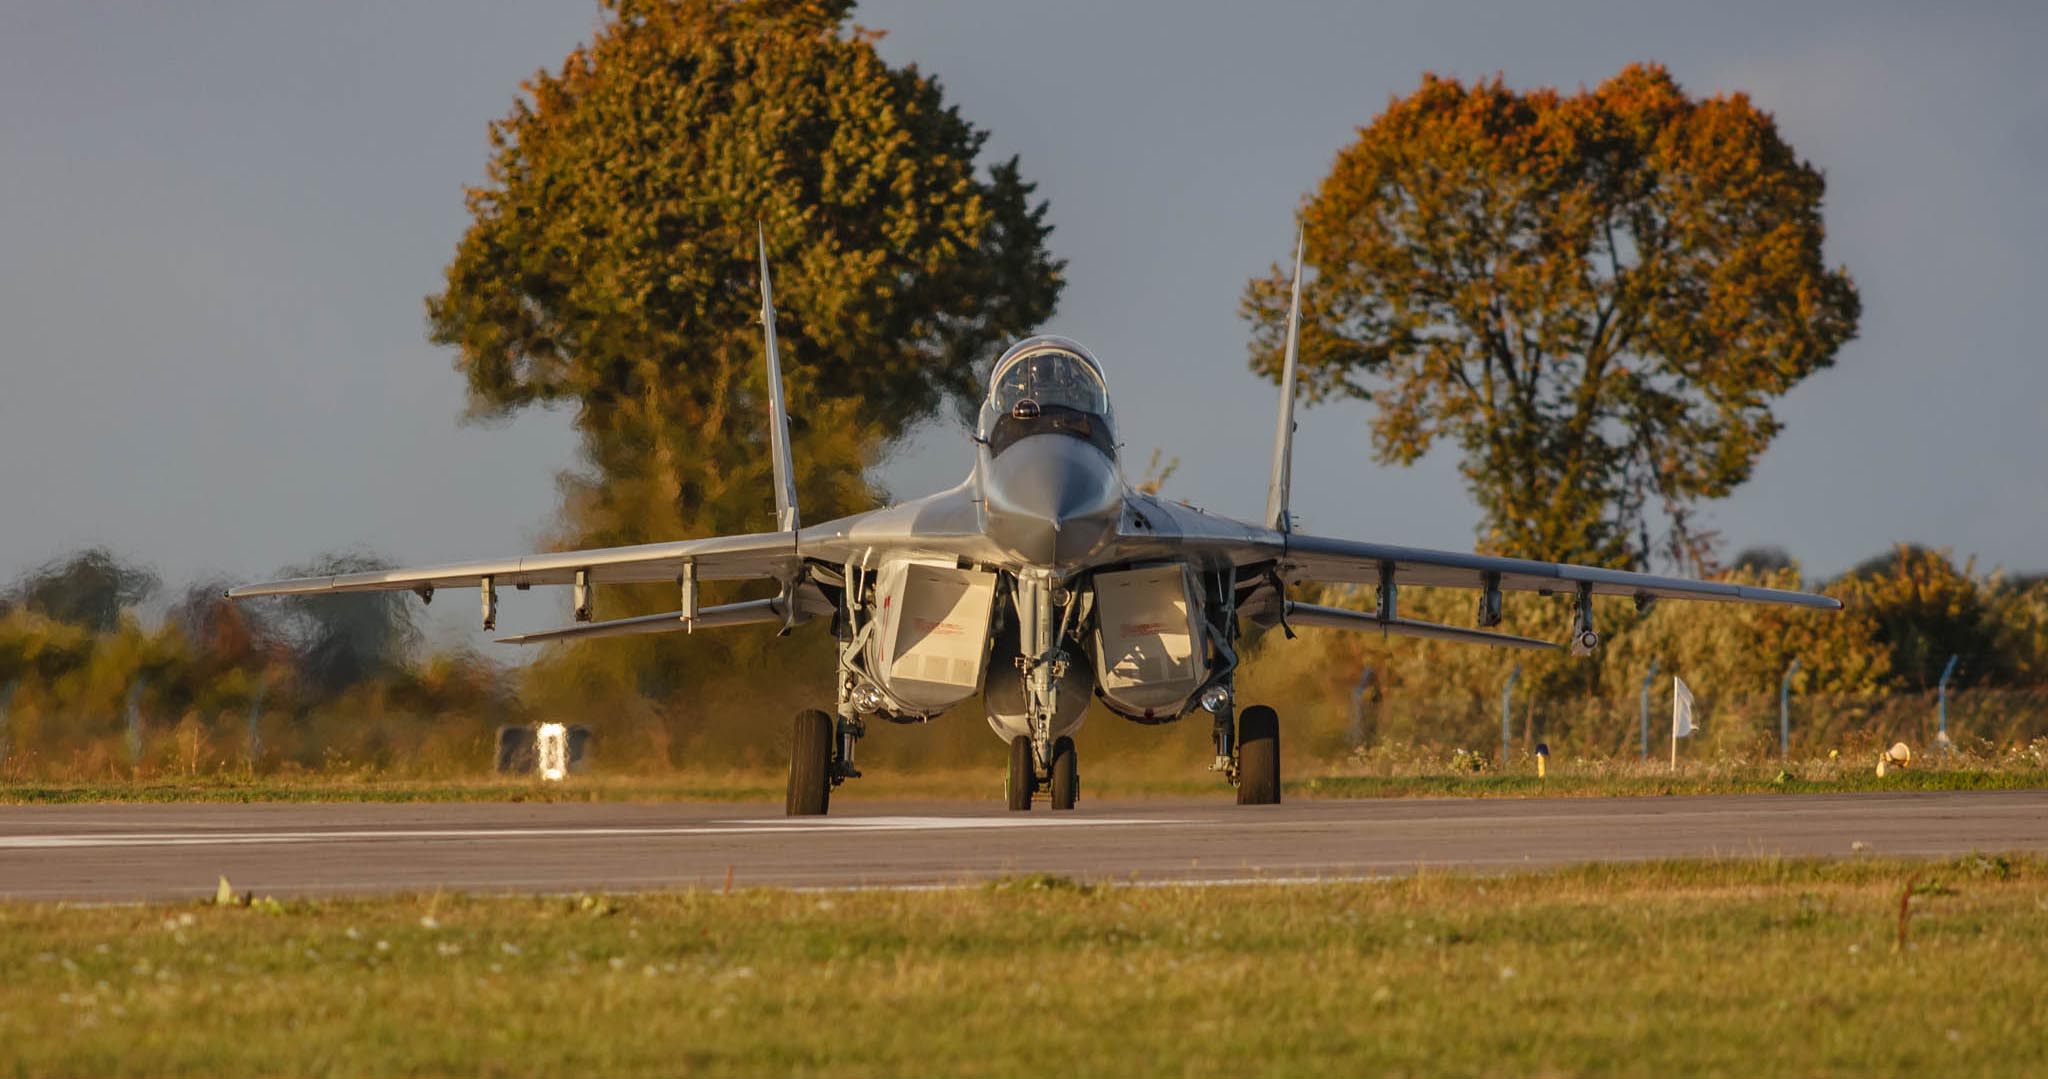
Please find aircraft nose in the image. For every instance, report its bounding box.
[983,435,1124,566]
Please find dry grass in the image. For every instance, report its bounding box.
[4,753,2042,805]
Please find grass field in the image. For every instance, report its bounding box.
[4,760,2043,804]
[1,855,2041,1077]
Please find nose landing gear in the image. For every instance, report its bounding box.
[1006,734,1081,811]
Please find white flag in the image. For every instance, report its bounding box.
[1672,676,1697,739]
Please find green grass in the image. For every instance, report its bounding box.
[1,855,2040,1077]
[4,761,2043,804]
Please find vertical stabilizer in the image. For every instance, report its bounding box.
[757,225,800,532]
[1264,230,1306,534]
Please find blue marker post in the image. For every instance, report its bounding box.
[1639,661,1659,761]
[1501,665,1521,769]
[1780,659,1801,761]
[1936,654,1960,754]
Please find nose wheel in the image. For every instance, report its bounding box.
[1049,737,1079,811]
[1006,736,1037,810]
[1007,735,1080,811]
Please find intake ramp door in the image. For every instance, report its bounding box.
[1091,564,1207,717]
[867,560,997,713]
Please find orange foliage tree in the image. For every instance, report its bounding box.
[1245,65,1860,570]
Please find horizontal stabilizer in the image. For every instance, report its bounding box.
[1282,601,1558,651]
[496,598,794,646]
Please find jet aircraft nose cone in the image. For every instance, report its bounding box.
[982,435,1124,566]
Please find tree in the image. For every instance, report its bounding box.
[10,548,159,633]
[271,554,419,696]
[1732,546,1794,575]
[1245,65,1859,569]
[427,0,1062,560]
[1833,546,2012,691]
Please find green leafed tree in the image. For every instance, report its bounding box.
[1245,64,1859,570]
[429,0,1061,551]
[426,0,1061,700]
[10,549,159,634]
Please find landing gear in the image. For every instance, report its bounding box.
[1007,735,1036,811]
[786,709,833,816]
[1049,736,1079,810]
[1235,704,1281,805]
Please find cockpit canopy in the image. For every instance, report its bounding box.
[978,338,1116,458]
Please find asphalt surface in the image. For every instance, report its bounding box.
[2,790,2043,902]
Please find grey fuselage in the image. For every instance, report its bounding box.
[786,338,1269,740]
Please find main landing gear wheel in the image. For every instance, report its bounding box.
[1006,735,1036,811]
[1236,705,1281,806]
[786,709,833,817]
[1049,737,1079,811]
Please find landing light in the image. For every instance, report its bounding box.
[852,683,886,714]
[1200,684,1232,714]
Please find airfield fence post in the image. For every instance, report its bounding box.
[1501,666,1520,768]
[247,682,267,770]
[1936,654,1961,753]
[1348,666,1375,750]
[1639,662,1659,761]
[0,680,14,771]
[124,678,146,768]
[1780,659,1801,761]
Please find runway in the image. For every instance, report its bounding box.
[3,790,2043,902]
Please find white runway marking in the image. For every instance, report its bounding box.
[0,816,1183,850]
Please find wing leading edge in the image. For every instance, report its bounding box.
[225,530,800,600]
[1278,532,1841,610]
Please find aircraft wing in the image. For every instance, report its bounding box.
[225,530,799,600]
[1277,533,1841,610]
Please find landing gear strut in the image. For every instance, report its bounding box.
[791,566,877,817]
[1005,571,1083,812]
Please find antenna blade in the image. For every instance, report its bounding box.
[1264,228,1306,533]
[757,224,800,532]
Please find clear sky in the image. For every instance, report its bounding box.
[2,1,2042,650]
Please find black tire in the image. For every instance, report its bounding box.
[495,725,535,775]
[1049,737,1079,810]
[786,710,834,817]
[1236,706,1281,806]
[1006,736,1036,811]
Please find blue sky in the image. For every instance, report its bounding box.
[1,1,2041,649]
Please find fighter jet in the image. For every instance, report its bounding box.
[230,231,1839,814]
